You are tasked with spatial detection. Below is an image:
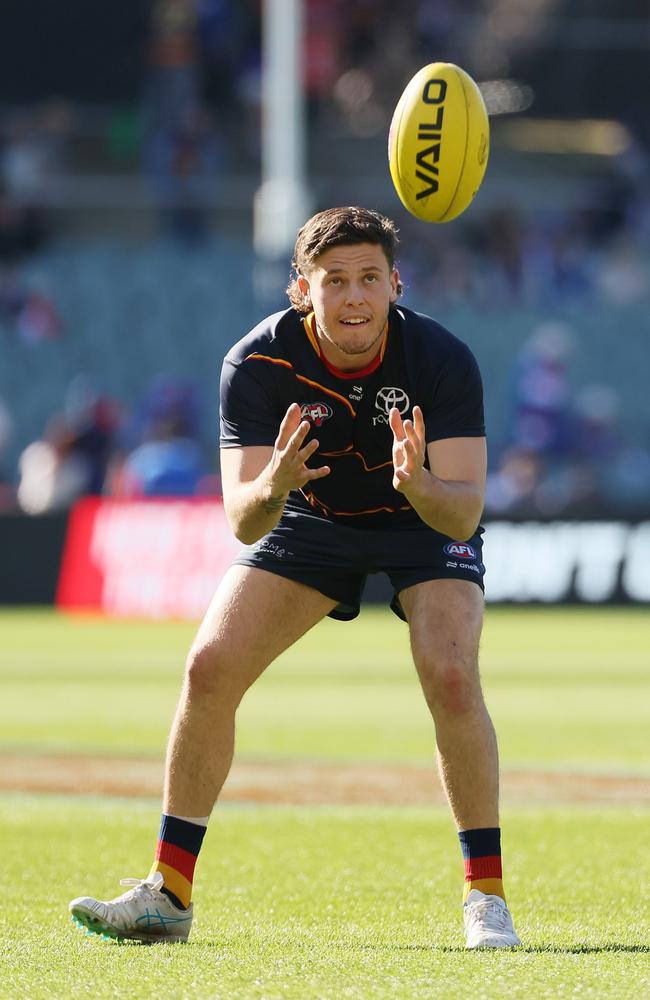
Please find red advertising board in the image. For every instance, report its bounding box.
[57,498,242,619]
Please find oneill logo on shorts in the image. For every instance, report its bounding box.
[300,402,333,426]
[255,540,289,559]
[443,542,477,560]
[373,387,410,426]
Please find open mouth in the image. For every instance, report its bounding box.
[340,317,370,327]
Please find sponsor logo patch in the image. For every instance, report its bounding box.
[300,402,333,426]
[373,387,410,426]
[443,542,477,560]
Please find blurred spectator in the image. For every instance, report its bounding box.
[485,447,544,515]
[0,397,15,511]
[0,103,71,264]
[142,0,225,239]
[147,103,223,241]
[133,374,203,443]
[114,374,205,496]
[304,0,342,123]
[16,381,121,514]
[1,103,71,201]
[0,189,46,264]
[571,385,622,464]
[0,269,62,344]
[596,236,650,305]
[17,420,88,515]
[508,321,575,458]
[142,0,200,140]
[62,376,122,495]
[119,415,204,496]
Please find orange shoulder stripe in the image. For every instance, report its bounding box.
[244,354,294,370]
[302,313,320,355]
[243,353,355,417]
[295,375,356,417]
[379,321,389,361]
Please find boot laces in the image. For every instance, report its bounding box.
[467,897,509,932]
[117,872,164,901]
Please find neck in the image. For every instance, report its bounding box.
[315,321,387,372]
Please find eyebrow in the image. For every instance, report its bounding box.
[324,265,383,274]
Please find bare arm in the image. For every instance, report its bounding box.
[220,402,330,544]
[389,405,486,541]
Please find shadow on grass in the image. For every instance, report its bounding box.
[102,938,650,955]
[433,943,650,955]
[305,941,650,956]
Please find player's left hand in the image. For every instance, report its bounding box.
[389,405,426,493]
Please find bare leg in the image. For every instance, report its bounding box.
[399,579,499,830]
[164,565,336,816]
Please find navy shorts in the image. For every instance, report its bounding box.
[233,509,485,622]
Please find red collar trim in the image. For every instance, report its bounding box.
[318,348,383,380]
[310,314,388,381]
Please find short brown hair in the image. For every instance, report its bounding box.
[286,205,403,312]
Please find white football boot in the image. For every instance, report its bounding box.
[69,872,193,943]
[463,889,521,949]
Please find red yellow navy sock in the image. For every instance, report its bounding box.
[149,814,207,909]
[458,827,505,903]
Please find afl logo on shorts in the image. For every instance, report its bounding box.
[300,402,333,426]
[444,542,477,560]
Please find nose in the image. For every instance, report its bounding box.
[344,282,366,306]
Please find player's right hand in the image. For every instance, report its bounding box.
[269,403,331,494]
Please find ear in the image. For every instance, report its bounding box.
[389,269,400,303]
[297,273,312,308]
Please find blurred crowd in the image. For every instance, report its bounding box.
[484,321,650,517]
[1,310,649,519]
[3,375,219,517]
[398,184,650,314]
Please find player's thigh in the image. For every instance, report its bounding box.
[187,564,337,696]
[399,578,484,705]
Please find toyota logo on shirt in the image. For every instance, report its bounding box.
[373,387,410,426]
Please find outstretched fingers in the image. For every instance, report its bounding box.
[389,406,405,440]
[413,405,425,441]
[275,403,303,451]
[273,403,331,489]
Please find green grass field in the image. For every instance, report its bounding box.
[1,606,649,999]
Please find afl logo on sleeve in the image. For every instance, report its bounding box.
[300,402,333,426]
[443,542,477,560]
[373,387,410,426]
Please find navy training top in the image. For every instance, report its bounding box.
[219,304,485,528]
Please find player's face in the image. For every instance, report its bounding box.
[298,243,400,370]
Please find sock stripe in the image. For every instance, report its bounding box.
[151,814,208,909]
[463,877,505,902]
[155,840,199,884]
[158,815,207,855]
[459,827,505,903]
[463,854,503,881]
[458,827,501,860]
[150,860,193,908]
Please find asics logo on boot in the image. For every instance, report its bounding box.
[135,908,192,928]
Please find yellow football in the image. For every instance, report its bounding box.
[388,62,489,223]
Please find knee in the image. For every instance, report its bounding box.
[184,643,240,704]
[417,652,482,718]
